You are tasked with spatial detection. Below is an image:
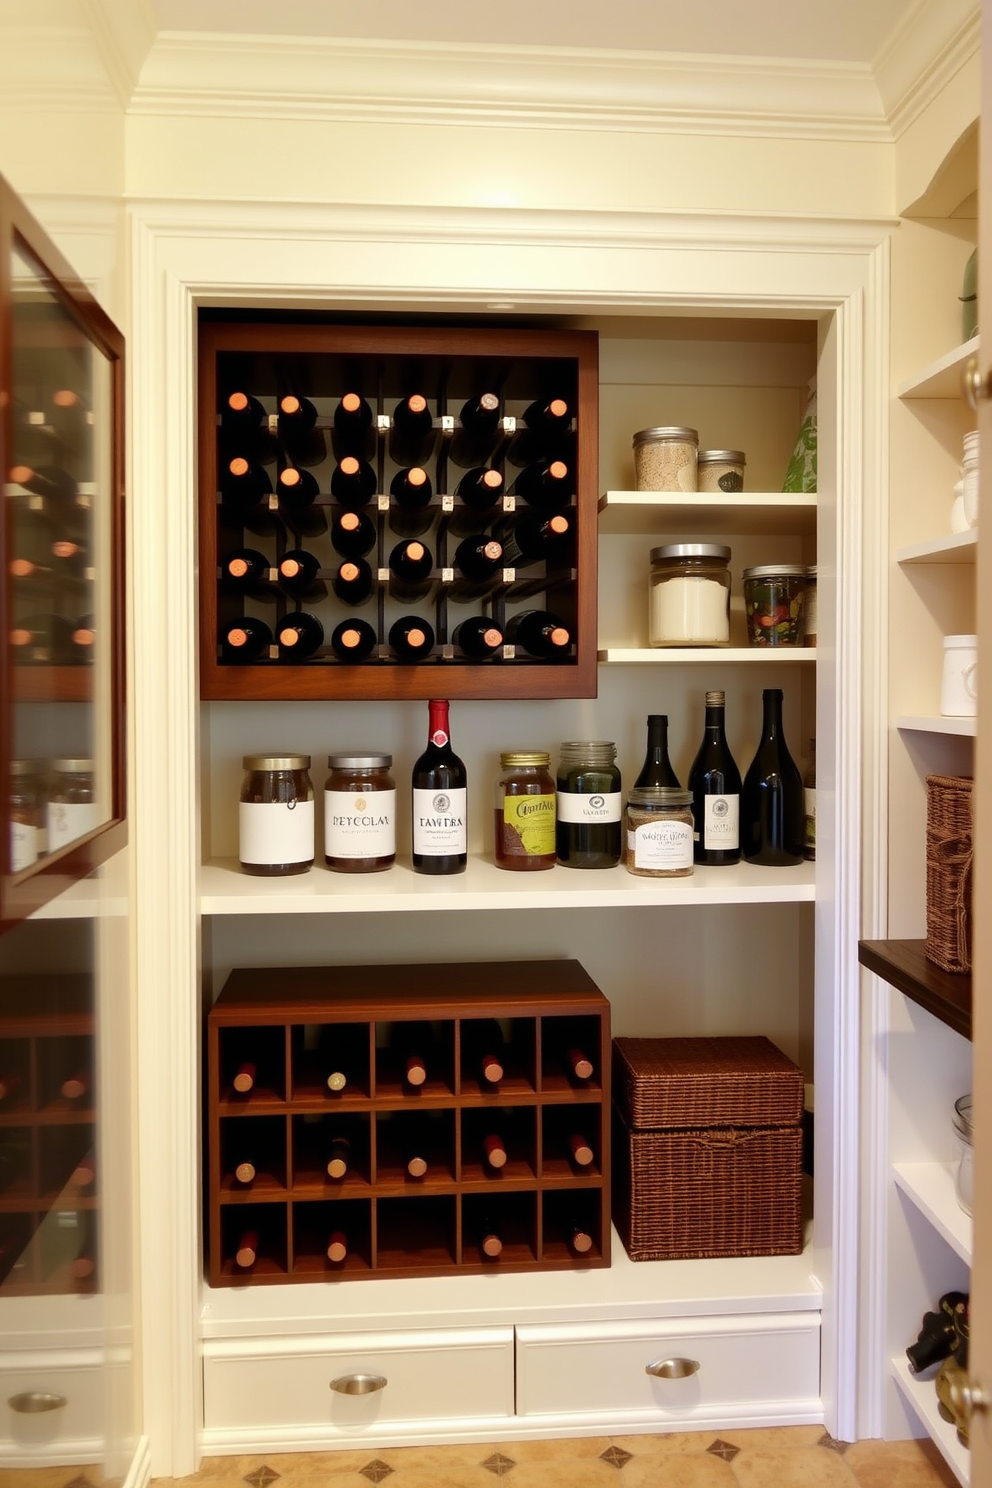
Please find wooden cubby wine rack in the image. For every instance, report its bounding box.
[197,316,599,700]
[0,975,98,1295]
[205,960,611,1285]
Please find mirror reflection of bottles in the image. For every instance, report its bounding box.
[47,759,98,855]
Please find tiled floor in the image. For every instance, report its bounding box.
[2,1427,958,1488]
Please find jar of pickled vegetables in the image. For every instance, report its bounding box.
[742,565,807,647]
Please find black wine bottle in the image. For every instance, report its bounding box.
[508,396,572,465]
[10,613,75,663]
[220,392,276,462]
[449,467,504,536]
[330,507,377,559]
[388,466,434,536]
[462,1019,505,1083]
[510,457,572,512]
[278,549,326,601]
[220,547,274,598]
[325,1136,351,1180]
[635,714,680,789]
[741,688,804,865]
[220,455,272,512]
[276,465,323,520]
[275,611,324,661]
[688,690,742,865]
[506,609,572,660]
[330,617,378,662]
[70,614,96,662]
[478,1211,504,1258]
[276,394,326,466]
[389,394,435,465]
[388,538,434,602]
[449,392,501,467]
[330,455,377,508]
[331,557,374,607]
[49,389,93,457]
[448,535,505,602]
[332,392,375,459]
[8,519,54,580]
[12,399,59,466]
[411,697,467,874]
[452,615,505,659]
[499,511,573,569]
[388,615,435,662]
[8,463,79,504]
[220,616,273,662]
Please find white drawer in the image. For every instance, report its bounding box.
[515,1313,820,1425]
[0,1350,103,1464]
[204,1326,515,1443]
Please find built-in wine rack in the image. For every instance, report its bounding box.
[197,319,599,700]
[205,960,610,1285]
[0,975,98,1295]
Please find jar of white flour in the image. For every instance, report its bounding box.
[648,542,732,647]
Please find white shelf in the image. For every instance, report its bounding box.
[896,531,977,565]
[597,490,816,537]
[895,716,977,738]
[599,647,816,664]
[890,1355,970,1486]
[897,336,979,400]
[199,855,816,916]
[201,1224,822,1339]
[892,1162,973,1264]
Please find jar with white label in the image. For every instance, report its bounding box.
[624,787,694,878]
[556,741,622,869]
[324,753,396,873]
[648,543,732,647]
[10,760,44,872]
[696,449,746,493]
[239,754,314,876]
[47,759,98,853]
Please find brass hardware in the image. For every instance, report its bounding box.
[8,1392,68,1413]
[645,1357,700,1379]
[329,1373,387,1395]
[963,358,992,409]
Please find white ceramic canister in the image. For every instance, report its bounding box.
[962,430,979,528]
[940,634,978,717]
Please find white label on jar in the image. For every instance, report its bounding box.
[239,799,314,866]
[47,801,99,852]
[631,818,694,870]
[10,822,38,872]
[701,794,739,850]
[650,575,729,646]
[325,788,396,858]
[557,791,622,824]
[413,788,466,855]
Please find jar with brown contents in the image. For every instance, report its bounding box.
[624,787,694,878]
[324,753,396,873]
[494,751,556,870]
[239,754,314,876]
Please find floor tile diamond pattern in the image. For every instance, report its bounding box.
[244,1472,280,1488]
[599,1445,633,1469]
[819,1433,852,1454]
[707,1440,741,1461]
[359,1463,394,1484]
[481,1453,516,1476]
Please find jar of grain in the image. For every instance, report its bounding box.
[633,427,698,492]
[648,543,731,647]
[697,449,746,493]
[624,787,694,877]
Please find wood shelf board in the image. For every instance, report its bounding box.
[597,491,817,536]
[201,856,816,914]
[599,647,816,664]
[896,531,977,565]
[891,1162,972,1264]
[895,716,977,738]
[859,940,971,1040]
[897,337,979,400]
[890,1355,970,1486]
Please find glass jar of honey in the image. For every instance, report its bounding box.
[494,752,556,870]
[239,754,314,876]
[324,753,396,872]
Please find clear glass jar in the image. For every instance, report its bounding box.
[648,543,731,647]
[48,758,97,853]
[624,787,694,877]
[804,566,817,647]
[494,751,556,871]
[696,449,746,493]
[633,426,698,492]
[742,564,807,647]
[556,741,622,869]
[10,760,44,872]
[324,753,396,873]
[953,1094,973,1215]
[239,753,314,876]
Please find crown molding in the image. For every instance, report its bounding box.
[83,0,158,110]
[0,22,120,114]
[131,32,890,141]
[872,0,979,138]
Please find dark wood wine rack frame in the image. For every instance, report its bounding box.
[197,319,599,700]
[205,960,611,1286]
[0,975,97,1295]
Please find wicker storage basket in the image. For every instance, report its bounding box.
[612,1036,804,1262]
[925,774,973,975]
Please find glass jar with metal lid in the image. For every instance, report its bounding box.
[633,426,698,492]
[494,751,556,871]
[10,759,45,871]
[48,758,97,853]
[324,752,396,873]
[743,564,807,647]
[696,449,746,493]
[624,787,694,878]
[648,542,732,647]
[804,566,817,648]
[239,753,314,876]
[556,741,622,869]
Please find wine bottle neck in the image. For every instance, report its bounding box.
[427,699,450,747]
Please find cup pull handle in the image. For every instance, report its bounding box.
[8,1392,68,1413]
[645,1357,700,1380]
[329,1373,387,1395]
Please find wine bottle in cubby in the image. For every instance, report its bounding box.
[506,609,572,660]
[326,1230,348,1263]
[412,698,467,875]
[569,1219,594,1255]
[0,1071,23,1104]
[330,618,378,662]
[564,1046,594,1081]
[405,1137,429,1178]
[70,1153,96,1189]
[235,1229,259,1268]
[388,616,435,663]
[70,613,95,662]
[478,1211,503,1258]
[233,1153,257,1186]
[8,463,79,504]
[275,611,324,660]
[388,538,434,602]
[10,613,75,664]
[278,549,327,601]
[221,616,273,662]
[49,538,92,581]
[482,1127,508,1170]
[448,535,505,602]
[219,393,277,463]
[276,394,326,466]
[232,1060,257,1094]
[462,1019,506,1084]
[388,1021,435,1088]
[330,455,377,508]
[449,466,504,536]
[326,1136,351,1179]
[568,1132,595,1168]
[498,511,573,569]
[49,389,94,457]
[332,392,375,459]
[220,547,274,598]
[60,1069,90,1101]
[389,394,435,465]
[276,465,322,517]
[507,397,572,465]
[332,557,375,607]
[450,392,501,467]
[510,457,572,512]
[451,615,504,659]
[331,507,377,560]
[388,466,434,536]
[316,1024,365,1093]
[220,455,273,512]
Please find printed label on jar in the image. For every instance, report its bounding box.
[239,799,315,866]
[556,791,622,824]
[630,819,694,870]
[47,801,99,852]
[325,788,396,858]
[413,787,467,855]
[502,795,556,856]
[700,794,740,850]
[10,821,38,873]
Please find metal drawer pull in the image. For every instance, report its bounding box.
[330,1373,387,1396]
[645,1357,700,1380]
[8,1392,68,1413]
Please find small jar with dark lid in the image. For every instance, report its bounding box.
[624,787,694,877]
[494,752,556,871]
[324,753,396,873]
[696,449,746,493]
[48,758,97,853]
[239,754,314,876]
